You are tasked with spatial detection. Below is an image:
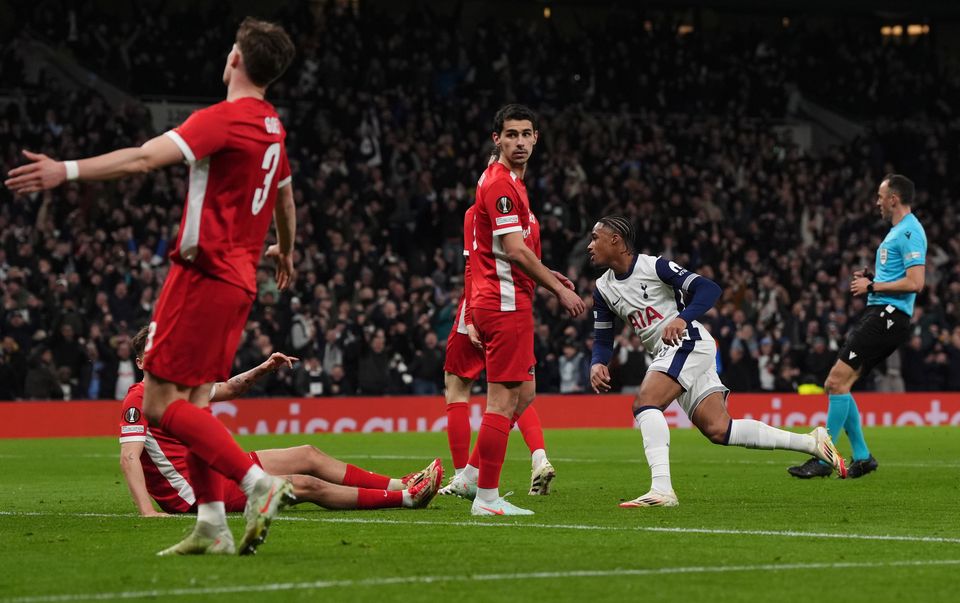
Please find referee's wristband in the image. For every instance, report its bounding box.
[63,160,79,181]
[866,282,875,294]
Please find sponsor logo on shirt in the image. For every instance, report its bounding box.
[124,407,141,424]
[121,425,145,434]
[906,251,921,260]
[496,196,513,214]
[495,215,519,226]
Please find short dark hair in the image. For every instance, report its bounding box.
[493,104,538,134]
[131,325,150,360]
[236,17,296,87]
[883,173,915,206]
[598,215,636,252]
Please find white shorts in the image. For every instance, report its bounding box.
[647,338,729,418]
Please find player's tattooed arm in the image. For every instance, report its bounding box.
[210,352,299,401]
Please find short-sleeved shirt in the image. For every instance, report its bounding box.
[452,205,477,335]
[118,382,195,513]
[164,97,292,294]
[470,162,541,312]
[868,212,927,316]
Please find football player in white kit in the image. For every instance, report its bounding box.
[587,216,847,508]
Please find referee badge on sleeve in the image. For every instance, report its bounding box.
[879,247,888,265]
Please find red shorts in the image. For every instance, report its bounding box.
[143,262,254,386]
[224,451,262,513]
[443,330,485,380]
[472,308,535,383]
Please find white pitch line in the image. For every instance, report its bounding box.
[3,452,958,469]
[2,511,959,545]
[2,559,959,603]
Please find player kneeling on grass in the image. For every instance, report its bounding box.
[120,326,442,517]
[587,216,846,508]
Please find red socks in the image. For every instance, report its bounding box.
[186,450,224,504]
[446,402,472,469]
[516,406,546,454]
[342,464,391,489]
[356,488,403,509]
[159,399,253,483]
[476,412,511,489]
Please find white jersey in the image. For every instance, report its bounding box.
[592,254,728,418]
[593,254,713,356]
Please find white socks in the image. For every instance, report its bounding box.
[196,502,227,530]
[476,487,499,503]
[401,490,413,507]
[727,419,816,454]
[462,464,479,483]
[531,448,547,468]
[635,408,673,494]
[240,464,268,498]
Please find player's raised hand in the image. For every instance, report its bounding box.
[661,317,687,346]
[264,352,299,371]
[466,324,483,350]
[550,269,576,291]
[590,363,612,393]
[4,150,67,194]
[557,287,586,317]
[265,244,296,290]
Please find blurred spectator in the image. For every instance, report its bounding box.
[24,348,63,400]
[409,331,444,395]
[293,356,330,397]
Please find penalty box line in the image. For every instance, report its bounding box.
[2,510,960,545]
[3,559,960,603]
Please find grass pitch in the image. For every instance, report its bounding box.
[1,427,959,602]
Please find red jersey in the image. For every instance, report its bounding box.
[452,205,477,335]
[470,162,541,312]
[164,97,292,294]
[119,382,194,513]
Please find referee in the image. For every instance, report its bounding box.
[789,174,927,479]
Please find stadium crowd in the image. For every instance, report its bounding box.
[2,2,960,400]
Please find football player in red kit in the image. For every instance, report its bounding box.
[7,18,299,555]
[120,327,442,517]
[465,105,585,516]
[441,152,564,500]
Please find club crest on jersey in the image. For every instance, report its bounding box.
[880,247,888,265]
[124,407,141,424]
[496,196,513,214]
[628,306,665,331]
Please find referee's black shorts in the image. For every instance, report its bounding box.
[837,304,912,377]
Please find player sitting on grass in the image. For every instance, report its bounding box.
[120,326,442,516]
[587,216,846,508]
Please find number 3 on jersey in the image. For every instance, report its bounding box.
[252,143,281,215]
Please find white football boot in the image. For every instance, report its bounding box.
[438,472,478,500]
[238,475,296,556]
[619,489,680,508]
[528,459,556,495]
[157,521,235,556]
[471,493,534,516]
[810,426,848,478]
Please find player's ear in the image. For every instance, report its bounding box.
[531,130,539,145]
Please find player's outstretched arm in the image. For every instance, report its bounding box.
[4,135,185,194]
[501,231,585,317]
[119,441,168,517]
[590,288,615,393]
[210,352,299,402]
